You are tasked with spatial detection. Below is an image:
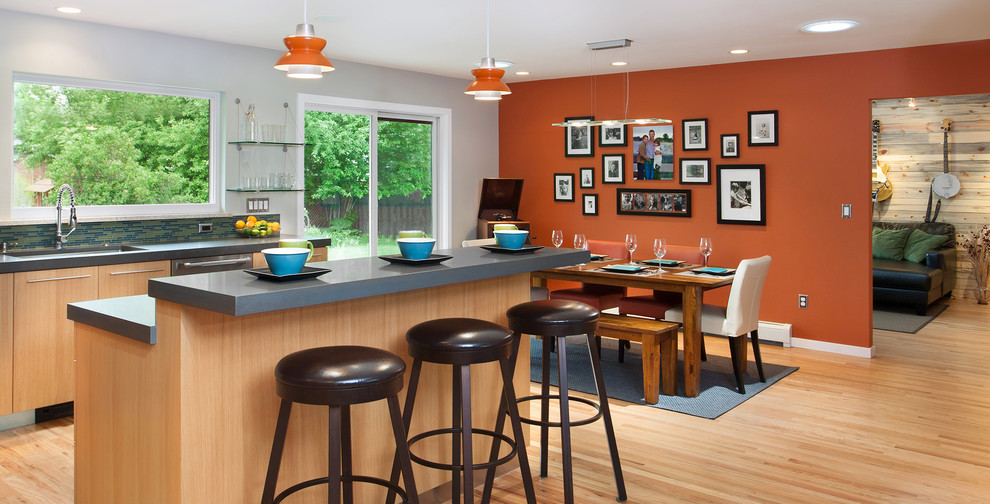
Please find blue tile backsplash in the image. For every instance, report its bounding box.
[0,214,280,250]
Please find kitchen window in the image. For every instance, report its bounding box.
[11,73,220,219]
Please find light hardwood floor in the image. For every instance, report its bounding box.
[1,299,988,503]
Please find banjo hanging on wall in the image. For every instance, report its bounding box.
[925,118,960,222]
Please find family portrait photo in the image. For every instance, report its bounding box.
[631,125,674,180]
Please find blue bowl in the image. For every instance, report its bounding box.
[494,230,529,250]
[397,238,436,260]
[262,247,310,276]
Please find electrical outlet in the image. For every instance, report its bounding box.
[198,223,213,233]
[798,294,809,309]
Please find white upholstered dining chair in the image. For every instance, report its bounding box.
[664,255,772,394]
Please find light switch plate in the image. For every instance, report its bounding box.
[247,198,270,212]
[841,203,852,219]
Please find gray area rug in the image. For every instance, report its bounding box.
[872,303,948,333]
[530,337,798,420]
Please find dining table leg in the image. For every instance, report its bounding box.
[682,286,703,397]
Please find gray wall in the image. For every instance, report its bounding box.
[0,9,496,240]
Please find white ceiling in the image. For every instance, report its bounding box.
[2,0,989,82]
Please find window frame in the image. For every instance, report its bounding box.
[10,72,221,219]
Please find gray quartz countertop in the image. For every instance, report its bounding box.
[148,246,588,317]
[0,236,331,274]
[68,295,157,344]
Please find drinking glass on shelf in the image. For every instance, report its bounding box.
[653,238,668,274]
[551,229,564,248]
[699,237,712,267]
[574,234,587,265]
[625,233,637,264]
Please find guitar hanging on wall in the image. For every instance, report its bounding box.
[925,118,960,222]
[871,119,892,203]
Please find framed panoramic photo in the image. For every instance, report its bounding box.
[748,110,778,146]
[721,134,740,158]
[616,188,692,217]
[582,193,599,215]
[599,123,627,147]
[564,116,594,157]
[682,118,708,151]
[602,154,625,184]
[679,158,711,184]
[579,167,595,188]
[716,164,766,225]
[554,173,575,202]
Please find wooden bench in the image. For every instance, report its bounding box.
[596,313,680,404]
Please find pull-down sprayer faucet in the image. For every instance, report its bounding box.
[55,184,77,249]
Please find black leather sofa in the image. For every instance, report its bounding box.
[873,221,956,314]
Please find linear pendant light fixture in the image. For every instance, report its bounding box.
[274,0,334,79]
[465,0,510,101]
[552,39,669,127]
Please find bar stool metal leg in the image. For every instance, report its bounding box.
[556,335,574,504]
[261,399,293,504]
[387,360,423,504]
[585,332,627,502]
[341,405,353,504]
[387,395,420,504]
[328,406,342,504]
[539,335,552,478]
[452,366,462,504]
[459,365,475,504]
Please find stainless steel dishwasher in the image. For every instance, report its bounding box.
[170,253,253,276]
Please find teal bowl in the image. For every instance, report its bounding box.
[494,229,529,249]
[397,238,436,260]
[262,247,310,276]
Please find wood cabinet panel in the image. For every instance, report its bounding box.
[98,260,170,299]
[0,274,12,416]
[13,266,98,412]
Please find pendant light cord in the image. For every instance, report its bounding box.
[486,0,491,58]
[302,0,307,23]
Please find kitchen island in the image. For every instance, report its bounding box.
[70,246,587,503]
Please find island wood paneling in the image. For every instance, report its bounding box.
[872,93,990,300]
[0,274,12,416]
[75,273,531,504]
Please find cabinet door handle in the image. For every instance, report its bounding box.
[26,274,93,283]
[109,268,166,276]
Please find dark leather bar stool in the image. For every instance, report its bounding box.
[261,346,419,504]
[506,299,626,503]
[389,318,537,504]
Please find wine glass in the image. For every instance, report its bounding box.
[624,234,637,264]
[699,237,712,267]
[653,238,668,274]
[551,229,564,248]
[574,234,588,266]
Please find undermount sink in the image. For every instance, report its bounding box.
[4,245,146,259]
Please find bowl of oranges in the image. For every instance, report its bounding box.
[235,216,280,238]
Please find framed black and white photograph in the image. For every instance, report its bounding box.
[579,167,595,188]
[564,116,594,157]
[717,164,766,225]
[682,118,708,151]
[599,123,627,147]
[721,134,740,158]
[582,193,598,215]
[747,110,778,146]
[554,173,575,202]
[679,158,711,184]
[616,188,692,217]
[602,154,625,184]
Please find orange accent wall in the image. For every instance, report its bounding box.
[499,40,990,349]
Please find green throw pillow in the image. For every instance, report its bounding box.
[872,227,911,260]
[903,229,949,263]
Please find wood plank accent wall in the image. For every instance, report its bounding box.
[872,93,990,300]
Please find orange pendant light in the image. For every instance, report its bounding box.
[274,0,334,79]
[465,0,510,101]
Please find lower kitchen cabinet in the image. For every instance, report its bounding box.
[13,266,98,412]
[98,260,170,299]
[1,274,12,416]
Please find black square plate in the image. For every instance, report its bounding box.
[244,266,332,281]
[380,254,453,265]
[690,267,735,276]
[480,245,544,254]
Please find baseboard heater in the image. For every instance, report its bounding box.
[758,321,792,347]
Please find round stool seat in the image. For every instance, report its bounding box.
[275,346,406,406]
[406,318,513,365]
[506,300,599,337]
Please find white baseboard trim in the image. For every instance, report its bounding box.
[791,337,876,358]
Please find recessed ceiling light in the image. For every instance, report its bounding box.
[55,6,82,14]
[800,19,860,33]
[729,49,749,55]
[473,59,513,69]
[611,61,628,66]
[515,71,530,76]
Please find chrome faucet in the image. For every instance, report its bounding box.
[55,184,78,249]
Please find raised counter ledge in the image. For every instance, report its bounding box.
[148,246,588,316]
[68,295,157,344]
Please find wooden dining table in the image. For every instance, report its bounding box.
[532,259,735,398]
